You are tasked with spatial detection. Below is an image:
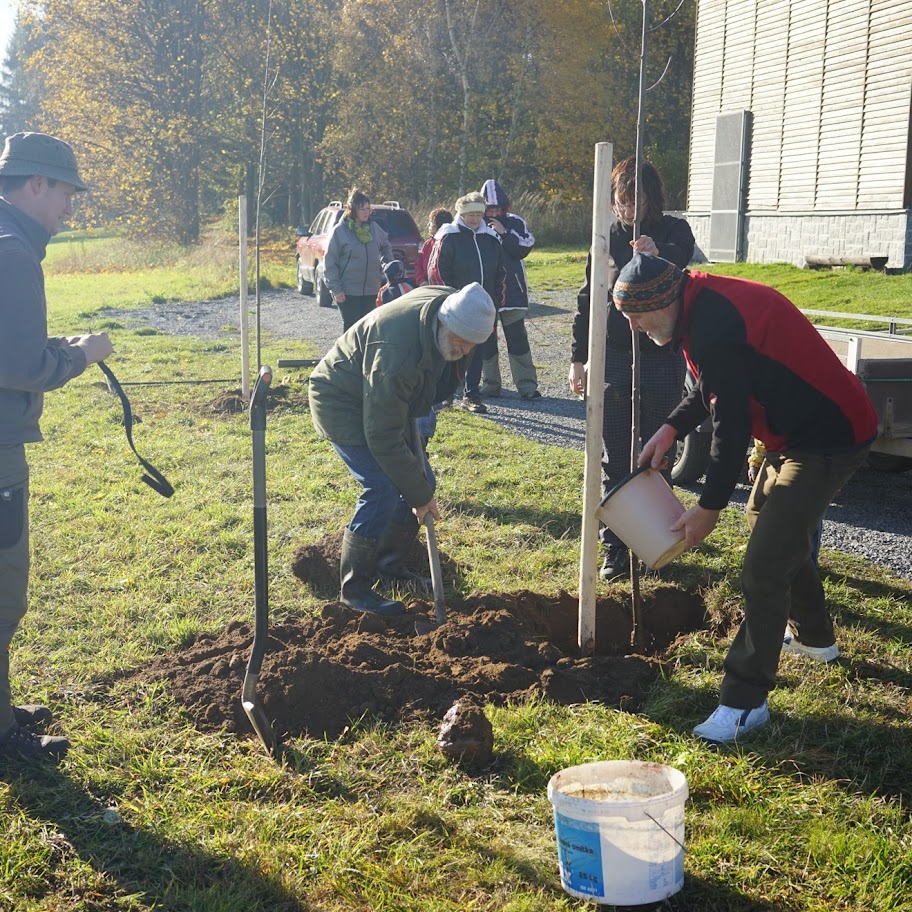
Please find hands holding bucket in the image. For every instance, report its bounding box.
[639,424,720,549]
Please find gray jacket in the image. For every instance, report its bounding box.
[324,218,393,299]
[0,199,87,445]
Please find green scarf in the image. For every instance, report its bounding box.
[346,217,373,244]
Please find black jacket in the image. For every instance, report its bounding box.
[428,221,506,308]
[494,212,535,311]
[571,215,695,362]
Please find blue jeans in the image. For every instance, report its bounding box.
[331,442,435,539]
[416,403,441,442]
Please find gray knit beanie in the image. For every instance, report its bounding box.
[438,283,496,344]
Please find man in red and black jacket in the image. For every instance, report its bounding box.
[614,253,877,744]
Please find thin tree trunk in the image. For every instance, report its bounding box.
[443,0,479,195]
[499,21,533,181]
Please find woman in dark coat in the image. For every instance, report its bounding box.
[569,157,695,579]
[428,191,505,413]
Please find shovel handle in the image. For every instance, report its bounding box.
[423,512,446,625]
[413,419,447,626]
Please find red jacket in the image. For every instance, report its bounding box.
[414,238,434,286]
[667,270,877,509]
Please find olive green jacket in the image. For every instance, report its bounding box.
[309,285,465,507]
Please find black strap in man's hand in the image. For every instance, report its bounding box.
[97,361,174,498]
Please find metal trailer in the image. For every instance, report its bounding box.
[809,311,912,473]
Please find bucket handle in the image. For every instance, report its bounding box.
[644,811,686,852]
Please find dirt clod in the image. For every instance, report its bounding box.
[437,700,494,766]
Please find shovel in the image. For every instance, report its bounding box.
[415,512,447,635]
[241,365,280,758]
[412,419,447,636]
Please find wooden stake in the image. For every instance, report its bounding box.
[578,142,614,655]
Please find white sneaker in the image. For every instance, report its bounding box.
[782,629,840,663]
[692,701,770,744]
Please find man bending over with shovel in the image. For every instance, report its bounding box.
[309,282,495,615]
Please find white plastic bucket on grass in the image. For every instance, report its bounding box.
[596,466,688,569]
[547,760,688,905]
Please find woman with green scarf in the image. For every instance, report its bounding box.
[324,188,393,330]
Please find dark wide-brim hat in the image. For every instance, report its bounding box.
[0,132,88,191]
[613,252,683,313]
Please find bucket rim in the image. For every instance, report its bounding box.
[547,760,688,821]
[599,464,655,507]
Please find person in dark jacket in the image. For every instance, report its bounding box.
[0,132,114,762]
[309,283,495,616]
[478,179,540,400]
[569,157,695,580]
[428,192,505,414]
[617,253,877,744]
[324,188,393,331]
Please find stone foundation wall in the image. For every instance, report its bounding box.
[680,211,912,271]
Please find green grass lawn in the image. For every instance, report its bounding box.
[2,236,912,910]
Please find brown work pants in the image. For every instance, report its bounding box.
[720,444,871,709]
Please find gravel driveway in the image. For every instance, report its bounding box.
[103,286,912,580]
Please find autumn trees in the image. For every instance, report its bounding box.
[2,0,694,242]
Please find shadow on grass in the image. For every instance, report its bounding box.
[664,874,801,911]
[1,764,309,911]
[527,300,575,318]
[445,497,584,540]
[649,676,912,808]
[463,815,802,912]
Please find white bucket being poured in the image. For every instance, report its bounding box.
[596,466,689,569]
[547,760,688,905]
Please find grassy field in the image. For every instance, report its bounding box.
[2,233,912,910]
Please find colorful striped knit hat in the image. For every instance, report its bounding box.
[612,253,683,313]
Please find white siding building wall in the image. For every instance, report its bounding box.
[687,0,912,269]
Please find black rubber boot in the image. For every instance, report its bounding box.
[13,705,53,729]
[600,544,629,581]
[376,521,432,590]
[0,725,69,761]
[340,528,405,616]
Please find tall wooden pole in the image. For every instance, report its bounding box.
[578,142,614,655]
[239,195,251,401]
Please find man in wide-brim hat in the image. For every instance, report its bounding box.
[0,131,113,762]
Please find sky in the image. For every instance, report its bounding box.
[0,1,16,62]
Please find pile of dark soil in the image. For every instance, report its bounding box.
[133,586,706,744]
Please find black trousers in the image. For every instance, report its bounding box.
[337,295,375,331]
